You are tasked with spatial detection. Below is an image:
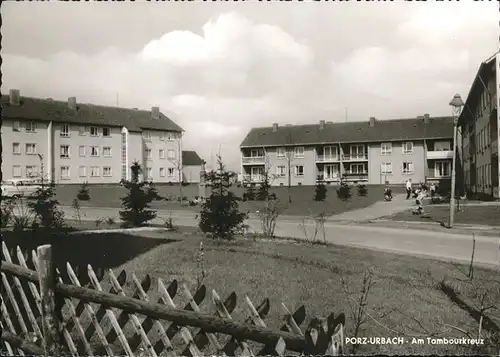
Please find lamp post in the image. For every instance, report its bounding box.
[448,93,464,228]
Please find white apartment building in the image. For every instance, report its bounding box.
[1,89,184,184]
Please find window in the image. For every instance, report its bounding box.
[350,164,365,174]
[78,126,86,136]
[90,146,99,157]
[79,146,86,157]
[13,166,22,178]
[146,167,153,179]
[145,148,152,160]
[434,141,451,151]
[277,147,286,158]
[90,126,99,136]
[26,143,37,155]
[167,132,175,141]
[103,167,112,177]
[103,147,112,157]
[295,165,304,176]
[168,168,175,177]
[159,149,165,159]
[294,147,305,158]
[160,168,166,177]
[78,166,87,177]
[26,121,36,132]
[103,127,111,137]
[381,143,392,155]
[276,165,286,177]
[402,161,414,174]
[167,150,175,159]
[433,161,448,177]
[60,124,70,137]
[381,162,392,174]
[143,131,152,141]
[160,132,166,141]
[350,145,365,159]
[60,166,70,180]
[12,143,20,155]
[26,166,38,178]
[90,166,100,177]
[13,121,20,132]
[60,145,70,158]
[324,146,338,159]
[324,164,339,179]
[250,149,264,158]
[402,142,413,154]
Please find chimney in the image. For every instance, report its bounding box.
[319,120,325,130]
[272,123,278,132]
[369,117,376,127]
[9,89,20,106]
[152,106,160,120]
[424,113,430,123]
[68,97,77,110]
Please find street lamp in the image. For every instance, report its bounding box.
[448,93,464,228]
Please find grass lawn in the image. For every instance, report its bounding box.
[4,224,496,355]
[55,184,405,217]
[385,205,500,227]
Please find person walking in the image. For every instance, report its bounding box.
[405,179,412,200]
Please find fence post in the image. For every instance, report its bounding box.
[37,244,61,356]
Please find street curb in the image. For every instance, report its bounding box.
[70,227,173,235]
[373,219,500,231]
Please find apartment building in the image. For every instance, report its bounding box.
[240,115,455,186]
[1,89,184,184]
[459,52,500,199]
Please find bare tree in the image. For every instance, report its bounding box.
[284,132,294,204]
[168,134,184,205]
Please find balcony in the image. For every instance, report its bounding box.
[317,173,340,182]
[242,174,264,183]
[426,150,453,160]
[343,172,368,181]
[316,155,340,162]
[342,154,368,161]
[242,156,265,165]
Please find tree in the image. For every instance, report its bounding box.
[77,181,91,201]
[314,177,327,201]
[243,183,256,201]
[337,179,352,203]
[357,184,368,197]
[199,155,248,240]
[119,161,158,227]
[284,133,294,204]
[256,154,275,201]
[168,133,184,205]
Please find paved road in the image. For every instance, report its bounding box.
[56,205,500,268]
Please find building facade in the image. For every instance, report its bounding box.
[459,52,500,199]
[240,116,455,186]
[1,90,184,184]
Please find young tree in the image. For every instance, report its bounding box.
[199,155,248,240]
[77,181,91,201]
[168,133,184,204]
[314,177,327,201]
[119,161,158,227]
[256,154,276,201]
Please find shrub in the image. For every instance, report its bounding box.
[337,181,352,202]
[357,184,368,197]
[77,182,91,201]
[1,199,15,228]
[119,161,158,227]
[256,172,272,201]
[314,177,327,202]
[199,155,248,240]
[28,182,65,230]
[259,199,285,239]
[243,184,256,201]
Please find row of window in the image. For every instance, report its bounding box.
[476,122,493,154]
[12,121,178,141]
[12,143,38,155]
[144,148,176,160]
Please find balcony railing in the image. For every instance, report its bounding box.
[242,174,264,183]
[426,150,453,160]
[343,172,368,181]
[316,155,340,162]
[342,154,368,161]
[242,156,265,164]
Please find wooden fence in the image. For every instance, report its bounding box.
[1,242,345,356]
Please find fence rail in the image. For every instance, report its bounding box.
[1,242,345,356]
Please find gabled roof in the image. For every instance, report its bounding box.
[182,150,204,166]
[240,116,454,148]
[1,95,183,133]
[458,52,498,127]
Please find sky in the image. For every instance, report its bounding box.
[2,1,498,171]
